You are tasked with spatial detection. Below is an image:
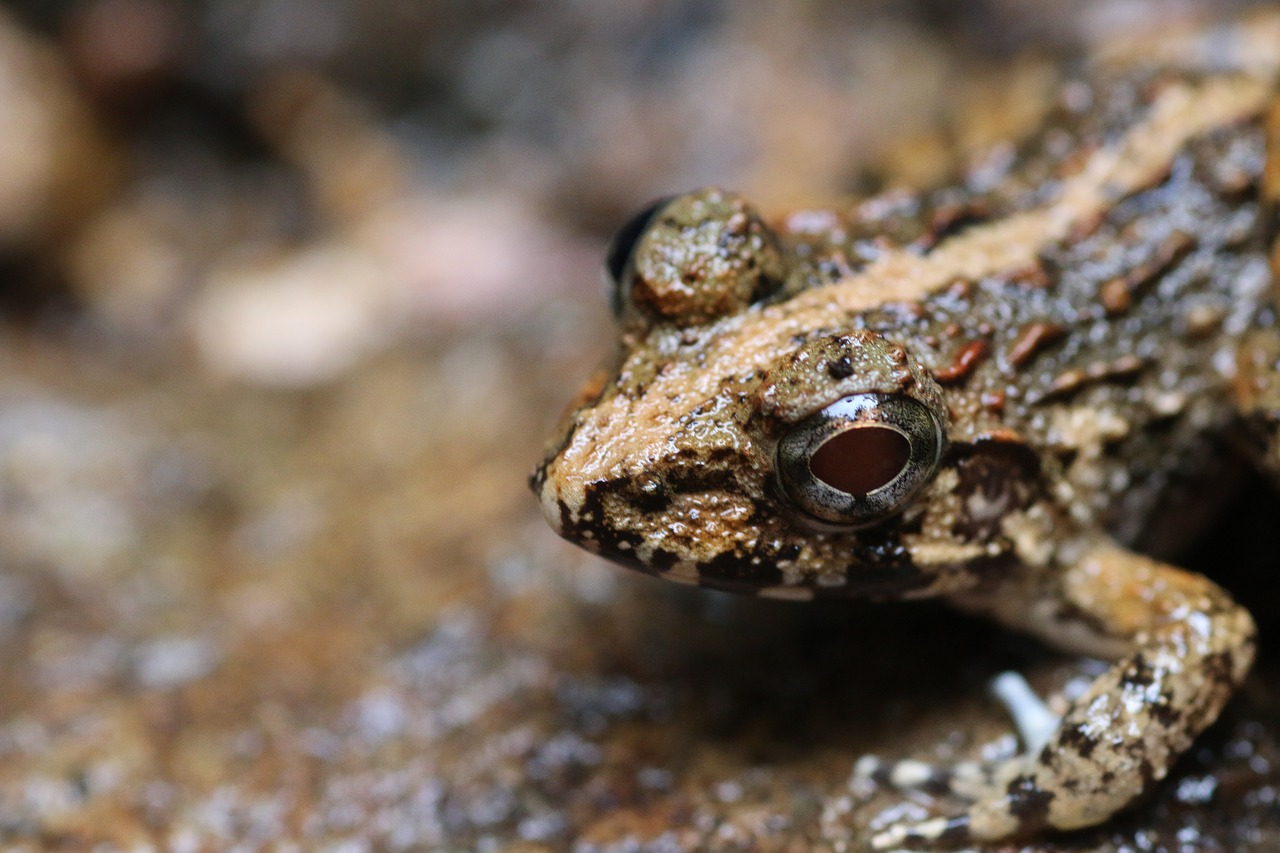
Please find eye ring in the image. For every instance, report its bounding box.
[777,393,945,527]
[604,196,672,318]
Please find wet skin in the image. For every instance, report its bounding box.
[533,60,1280,846]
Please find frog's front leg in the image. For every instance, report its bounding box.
[869,543,1256,849]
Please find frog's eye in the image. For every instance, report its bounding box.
[777,393,945,527]
[604,188,786,329]
[605,197,672,318]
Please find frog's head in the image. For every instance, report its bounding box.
[532,189,1037,599]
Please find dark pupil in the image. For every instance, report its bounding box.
[809,426,911,496]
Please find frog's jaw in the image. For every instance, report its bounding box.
[532,455,990,600]
[533,424,1046,600]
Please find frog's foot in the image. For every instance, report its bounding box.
[857,750,1053,845]
[854,672,1057,805]
[868,544,1256,849]
[864,762,1071,850]
[854,753,1002,801]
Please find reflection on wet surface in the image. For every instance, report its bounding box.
[0,1,1276,849]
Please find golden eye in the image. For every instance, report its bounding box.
[777,393,945,527]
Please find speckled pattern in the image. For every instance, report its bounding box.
[0,1,1277,851]
[531,25,1280,849]
[0,330,1277,851]
[0,327,1274,852]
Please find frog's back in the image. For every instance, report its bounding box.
[835,66,1280,547]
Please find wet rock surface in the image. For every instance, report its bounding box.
[0,1,1276,851]
[0,322,1277,852]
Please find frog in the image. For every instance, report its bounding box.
[531,59,1280,847]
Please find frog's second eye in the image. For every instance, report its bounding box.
[777,393,945,527]
[605,197,672,317]
[604,188,786,329]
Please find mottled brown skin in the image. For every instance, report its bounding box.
[532,59,1280,847]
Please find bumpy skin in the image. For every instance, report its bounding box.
[532,56,1280,848]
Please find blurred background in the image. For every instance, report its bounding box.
[0,1,1277,850]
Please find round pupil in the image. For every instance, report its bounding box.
[809,426,911,496]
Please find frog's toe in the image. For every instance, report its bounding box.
[854,754,951,793]
[869,779,1057,849]
[870,814,971,850]
[853,753,1002,801]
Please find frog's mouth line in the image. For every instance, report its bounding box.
[588,535,960,601]
[535,465,977,600]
